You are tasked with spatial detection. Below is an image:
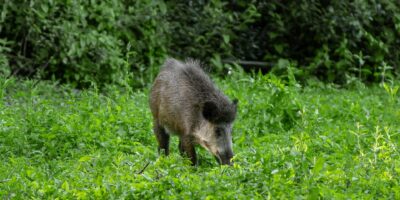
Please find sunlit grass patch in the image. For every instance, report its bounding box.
[1,74,399,199]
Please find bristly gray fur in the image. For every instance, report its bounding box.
[149,58,237,165]
[160,58,236,124]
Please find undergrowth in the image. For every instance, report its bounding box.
[0,73,399,199]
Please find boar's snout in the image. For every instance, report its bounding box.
[217,150,234,166]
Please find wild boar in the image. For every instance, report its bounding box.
[149,58,238,165]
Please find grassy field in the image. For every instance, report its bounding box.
[0,73,399,199]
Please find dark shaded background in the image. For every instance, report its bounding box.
[1,0,399,87]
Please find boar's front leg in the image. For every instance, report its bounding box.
[179,136,197,166]
[153,122,169,156]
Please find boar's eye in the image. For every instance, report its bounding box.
[215,127,224,137]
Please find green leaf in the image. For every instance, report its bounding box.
[222,34,230,44]
[79,156,92,162]
[312,157,324,175]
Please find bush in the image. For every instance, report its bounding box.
[226,1,400,83]
[165,1,260,60]
[0,39,11,76]
[0,0,168,87]
[1,0,399,87]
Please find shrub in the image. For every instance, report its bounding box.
[0,39,11,76]
[1,0,399,87]
[227,1,400,83]
[0,0,168,87]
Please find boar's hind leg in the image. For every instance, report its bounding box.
[153,122,169,156]
[179,137,197,166]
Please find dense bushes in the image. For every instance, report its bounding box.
[250,1,400,83]
[0,0,168,87]
[1,0,399,87]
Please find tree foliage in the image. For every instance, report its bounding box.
[1,0,399,87]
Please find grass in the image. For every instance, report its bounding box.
[0,72,399,199]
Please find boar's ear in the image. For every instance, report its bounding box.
[232,99,238,110]
[203,101,219,122]
[232,99,238,106]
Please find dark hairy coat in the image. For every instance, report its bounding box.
[149,58,237,165]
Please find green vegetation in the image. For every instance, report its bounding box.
[1,73,399,199]
[1,1,400,87]
[1,0,400,198]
